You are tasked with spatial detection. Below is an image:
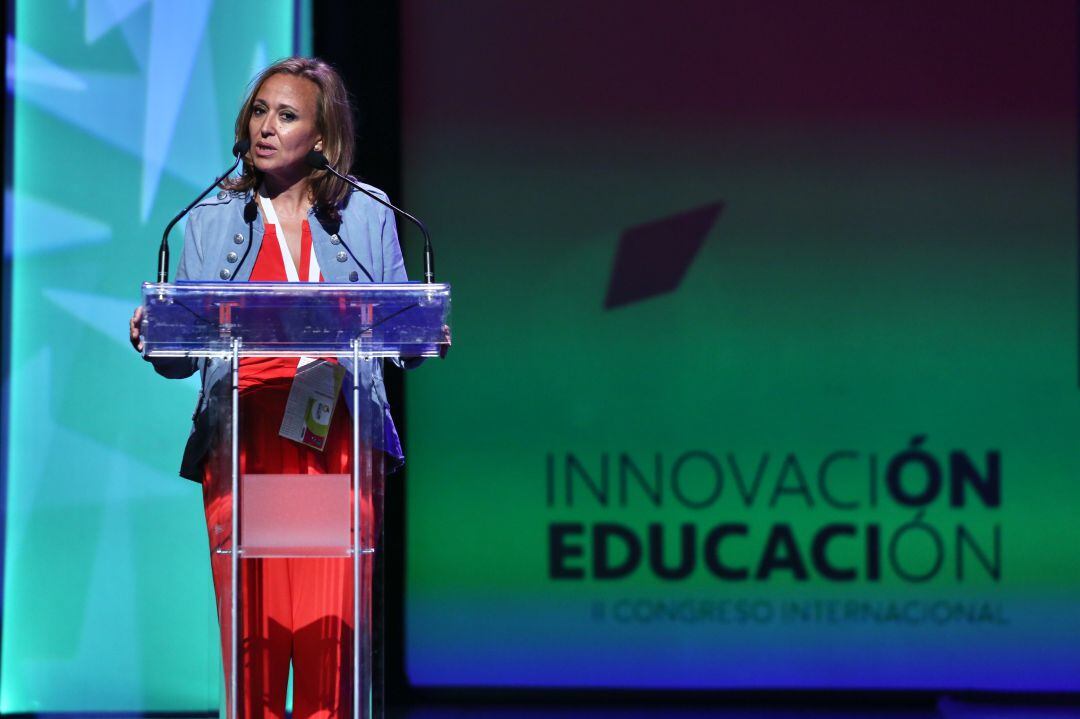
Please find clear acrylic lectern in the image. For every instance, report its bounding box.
[140,281,451,719]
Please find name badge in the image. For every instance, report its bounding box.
[279,359,346,450]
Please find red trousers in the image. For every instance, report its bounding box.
[203,382,373,719]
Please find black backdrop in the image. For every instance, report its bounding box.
[312,1,409,703]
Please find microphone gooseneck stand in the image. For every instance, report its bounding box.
[157,139,252,283]
[305,150,435,284]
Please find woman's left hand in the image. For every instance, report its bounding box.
[439,324,451,359]
[129,305,144,353]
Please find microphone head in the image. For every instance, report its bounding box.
[306,150,329,170]
[232,138,251,157]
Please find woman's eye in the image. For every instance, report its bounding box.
[252,106,265,116]
[281,112,296,122]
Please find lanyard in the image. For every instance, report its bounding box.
[258,195,321,282]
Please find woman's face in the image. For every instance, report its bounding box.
[248,73,323,186]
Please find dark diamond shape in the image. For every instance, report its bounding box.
[603,201,723,310]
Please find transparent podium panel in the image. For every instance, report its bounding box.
[142,282,447,719]
[354,359,386,719]
[240,474,351,557]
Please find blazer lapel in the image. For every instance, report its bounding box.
[232,194,264,282]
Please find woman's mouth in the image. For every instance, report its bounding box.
[254,143,276,157]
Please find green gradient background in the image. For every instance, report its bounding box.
[402,116,1080,685]
[3,2,305,711]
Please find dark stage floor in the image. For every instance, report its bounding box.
[40,699,1077,719]
[391,698,1080,719]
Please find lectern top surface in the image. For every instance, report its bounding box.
[140,281,451,358]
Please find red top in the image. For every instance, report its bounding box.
[239,220,323,391]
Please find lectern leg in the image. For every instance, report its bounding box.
[230,340,240,719]
[352,340,384,719]
[352,341,365,719]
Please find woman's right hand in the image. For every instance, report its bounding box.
[129,305,144,353]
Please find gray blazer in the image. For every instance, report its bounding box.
[147,184,413,481]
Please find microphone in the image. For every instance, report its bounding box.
[306,150,435,283]
[157,139,251,283]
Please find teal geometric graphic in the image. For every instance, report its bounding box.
[7,191,112,256]
[140,0,214,220]
[3,1,305,711]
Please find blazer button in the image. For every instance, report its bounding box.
[330,234,341,245]
[219,268,232,280]
[217,191,228,200]
[233,233,244,244]
[349,271,359,282]
[226,251,238,263]
[336,251,348,262]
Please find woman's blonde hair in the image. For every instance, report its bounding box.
[224,57,355,220]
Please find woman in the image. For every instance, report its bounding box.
[129,57,412,719]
